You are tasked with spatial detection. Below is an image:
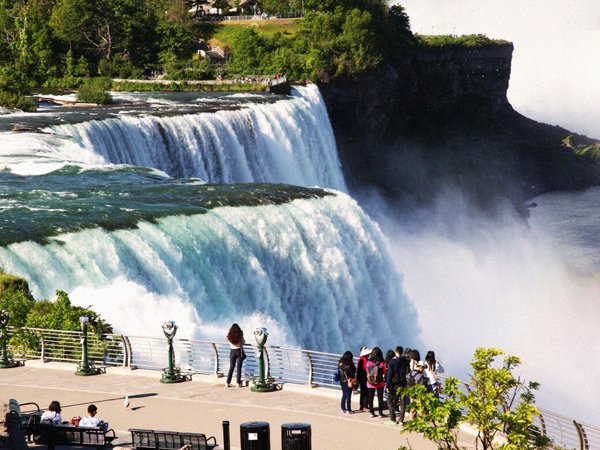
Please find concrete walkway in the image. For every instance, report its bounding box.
[1,361,476,449]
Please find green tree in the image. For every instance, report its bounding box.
[0,274,35,327]
[155,0,196,63]
[297,7,382,80]
[26,290,112,334]
[229,27,269,74]
[402,348,550,450]
[212,0,230,15]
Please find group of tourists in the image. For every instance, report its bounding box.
[336,346,444,425]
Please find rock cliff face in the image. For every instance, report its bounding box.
[319,43,600,213]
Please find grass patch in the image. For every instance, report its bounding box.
[196,19,300,49]
[417,34,510,47]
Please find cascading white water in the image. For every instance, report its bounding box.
[0,192,418,353]
[47,85,346,190]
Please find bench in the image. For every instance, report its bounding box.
[33,423,117,449]
[129,428,217,450]
[6,399,42,442]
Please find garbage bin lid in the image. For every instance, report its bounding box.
[281,423,311,430]
[240,421,270,430]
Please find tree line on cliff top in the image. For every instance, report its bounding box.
[0,0,414,106]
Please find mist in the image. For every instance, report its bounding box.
[371,0,600,423]
[377,189,600,423]
[399,0,600,140]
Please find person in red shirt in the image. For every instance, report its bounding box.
[366,347,387,418]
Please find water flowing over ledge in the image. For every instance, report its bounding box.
[44,85,346,190]
[0,193,417,352]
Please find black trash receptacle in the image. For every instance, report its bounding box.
[281,423,311,450]
[240,421,270,450]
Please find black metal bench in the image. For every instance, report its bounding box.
[129,428,217,450]
[33,423,117,449]
[6,399,42,442]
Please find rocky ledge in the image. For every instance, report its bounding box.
[320,42,600,213]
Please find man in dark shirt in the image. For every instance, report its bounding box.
[385,346,410,425]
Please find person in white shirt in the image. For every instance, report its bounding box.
[424,350,445,398]
[79,404,108,430]
[40,401,63,425]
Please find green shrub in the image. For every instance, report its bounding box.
[76,77,113,104]
[0,90,36,111]
[417,34,510,47]
[166,58,214,81]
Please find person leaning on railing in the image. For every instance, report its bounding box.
[226,323,246,388]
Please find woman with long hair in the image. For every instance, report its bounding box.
[409,348,421,371]
[425,350,444,398]
[226,323,245,387]
[366,347,387,418]
[338,351,357,414]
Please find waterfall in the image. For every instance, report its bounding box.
[47,85,346,191]
[0,193,418,353]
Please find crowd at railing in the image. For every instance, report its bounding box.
[4,326,600,450]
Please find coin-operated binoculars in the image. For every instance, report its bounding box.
[76,315,102,376]
[160,321,185,383]
[0,310,18,369]
[251,327,277,392]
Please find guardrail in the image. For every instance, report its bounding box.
[6,326,599,449]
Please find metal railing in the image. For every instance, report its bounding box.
[6,326,599,449]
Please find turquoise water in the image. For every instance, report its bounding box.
[0,166,330,245]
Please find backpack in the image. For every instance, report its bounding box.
[407,370,419,387]
[367,363,382,384]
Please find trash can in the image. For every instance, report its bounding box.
[281,423,311,450]
[240,421,270,450]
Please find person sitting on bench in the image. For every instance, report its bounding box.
[40,401,63,425]
[79,404,108,431]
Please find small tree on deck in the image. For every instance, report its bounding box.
[402,347,551,450]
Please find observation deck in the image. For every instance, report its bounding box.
[1,362,444,449]
[2,327,598,449]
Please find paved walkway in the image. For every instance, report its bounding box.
[1,361,476,449]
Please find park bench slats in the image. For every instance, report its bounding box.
[34,424,117,449]
[129,428,217,450]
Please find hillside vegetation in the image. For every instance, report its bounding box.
[0,0,513,110]
[0,0,419,106]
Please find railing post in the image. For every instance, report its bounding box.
[573,420,589,450]
[121,335,131,368]
[211,342,219,377]
[263,346,270,378]
[306,351,314,386]
[40,334,46,363]
[538,412,547,437]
